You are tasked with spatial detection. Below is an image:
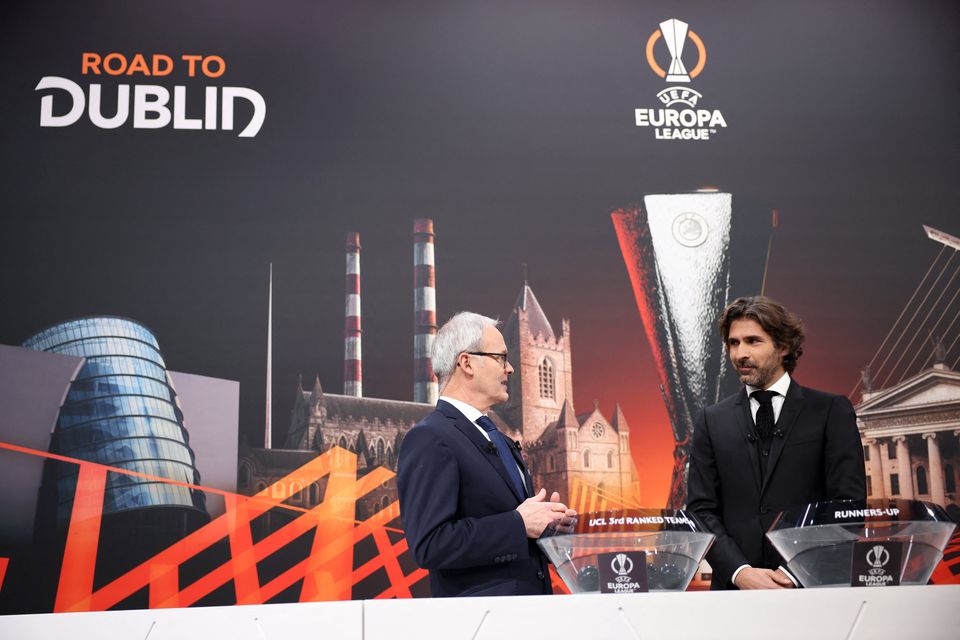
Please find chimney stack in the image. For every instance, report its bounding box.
[344,232,362,397]
[413,219,439,404]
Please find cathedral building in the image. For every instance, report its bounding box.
[239,376,432,520]
[238,279,640,519]
[499,283,639,504]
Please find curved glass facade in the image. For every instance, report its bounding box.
[24,317,207,527]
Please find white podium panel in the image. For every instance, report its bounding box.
[0,600,363,640]
[1,586,957,640]
[365,586,960,640]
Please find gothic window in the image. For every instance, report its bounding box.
[310,483,320,505]
[377,438,385,465]
[583,449,590,468]
[592,423,604,439]
[387,447,395,468]
[339,435,347,449]
[946,465,956,493]
[607,450,614,468]
[381,495,391,510]
[890,473,900,496]
[538,358,555,400]
[887,441,897,459]
[916,466,928,495]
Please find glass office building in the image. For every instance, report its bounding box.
[24,317,207,528]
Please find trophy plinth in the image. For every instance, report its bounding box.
[766,499,956,588]
[538,509,714,593]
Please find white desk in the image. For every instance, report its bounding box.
[2,586,957,640]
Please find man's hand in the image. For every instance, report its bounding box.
[549,491,578,534]
[516,489,570,538]
[734,567,796,590]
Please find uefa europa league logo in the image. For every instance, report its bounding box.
[612,553,634,577]
[866,544,891,575]
[660,19,691,83]
[645,18,706,84]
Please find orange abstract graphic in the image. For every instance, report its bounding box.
[569,478,643,515]
[0,440,956,615]
[0,441,427,612]
[931,531,960,585]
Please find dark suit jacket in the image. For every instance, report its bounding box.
[687,379,866,590]
[397,399,552,597]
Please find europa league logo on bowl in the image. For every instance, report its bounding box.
[851,540,903,587]
[599,551,648,593]
[612,553,634,580]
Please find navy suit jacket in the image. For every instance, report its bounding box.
[687,380,866,590]
[397,399,552,597]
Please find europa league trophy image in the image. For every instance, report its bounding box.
[660,18,691,83]
[612,192,766,508]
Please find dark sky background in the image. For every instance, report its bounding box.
[1,0,958,504]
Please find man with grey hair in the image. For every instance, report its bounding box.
[398,311,576,597]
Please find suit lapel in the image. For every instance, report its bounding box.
[507,440,533,499]
[761,380,805,492]
[438,400,526,503]
[734,391,762,493]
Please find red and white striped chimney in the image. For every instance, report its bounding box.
[344,232,362,397]
[413,218,439,404]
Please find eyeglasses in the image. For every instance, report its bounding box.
[466,351,510,369]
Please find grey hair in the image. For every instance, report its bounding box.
[432,311,500,388]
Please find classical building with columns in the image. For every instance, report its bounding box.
[856,362,960,518]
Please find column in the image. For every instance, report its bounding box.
[923,433,946,506]
[955,430,960,494]
[893,435,914,499]
[866,438,885,498]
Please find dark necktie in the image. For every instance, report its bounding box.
[751,389,778,476]
[476,415,526,499]
[751,389,778,443]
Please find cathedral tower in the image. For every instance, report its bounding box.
[499,283,573,444]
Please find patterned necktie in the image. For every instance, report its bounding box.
[750,389,778,443]
[476,415,526,498]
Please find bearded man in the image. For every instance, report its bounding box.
[687,296,866,590]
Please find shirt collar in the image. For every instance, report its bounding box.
[745,371,791,398]
[439,395,484,423]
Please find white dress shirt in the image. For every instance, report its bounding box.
[438,396,528,492]
[745,371,791,423]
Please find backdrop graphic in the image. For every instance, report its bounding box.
[1,0,958,614]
